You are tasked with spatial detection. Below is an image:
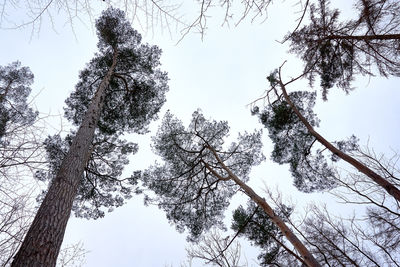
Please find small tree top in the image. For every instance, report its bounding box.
[96,7,142,52]
[0,61,37,141]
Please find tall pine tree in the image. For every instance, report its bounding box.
[12,7,168,266]
[288,0,400,99]
[253,67,400,201]
[142,110,320,267]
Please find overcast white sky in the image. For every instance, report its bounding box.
[1,0,399,266]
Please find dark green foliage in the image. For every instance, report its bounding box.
[231,202,292,266]
[0,109,7,139]
[288,0,400,99]
[96,8,141,51]
[331,135,359,162]
[255,90,334,192]
[35,132,139,219]
[142,110,264,241]
[289,1,355,99]
[254,89,358,192]
[232,202,297,266]
[37,8,168,219]
[318,39,354,93]
[0,61,37,142]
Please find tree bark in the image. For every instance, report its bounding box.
[206,145,321,267]
[234,178,321,267]
[278,79,400,203]
[12,49,119,267]
[230,177,320,266]
[322,33,400,41]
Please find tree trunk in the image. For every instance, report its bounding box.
[322,33,400,41]
[230,173,321,267]
[206,145,321,267]
[12,49,119,267]
[278,80,400,203]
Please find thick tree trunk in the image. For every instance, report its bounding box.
[323,33,400,41]
[207,145,321,267]
[12,49,119,267]
[278,80,400,203]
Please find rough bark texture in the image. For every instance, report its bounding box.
[207,145,321,267]
[278,79,400,203]
[11,49,119,267]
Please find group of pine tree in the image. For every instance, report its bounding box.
[0,0,399,266]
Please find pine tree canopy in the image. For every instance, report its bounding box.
[232,201,295,266]
[0,61,37,142]
[288,0,400,99]
[142,110,264,241]
[253,83,358,192]
[65,8,168,136]
[36,7,168,219]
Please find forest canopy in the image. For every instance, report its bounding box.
[1,1,399,266]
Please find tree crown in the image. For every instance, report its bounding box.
[0,61,37,141]
[65,8,168,136]
[232,201,295,266]
[38,8,168,219]
[142,110,264,241]
[253,78,358,192]
[288,0,400,99]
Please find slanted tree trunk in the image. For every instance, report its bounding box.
[206,145,321,267]
[12,49,119,267]
[322,34,400,41]
[233,177,321,267]
[278,77,400,203]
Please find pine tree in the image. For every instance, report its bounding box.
[252,87,356,192]
[0,60,41,180]
[231,201,303,266]
[142,110,320,267]
[288,0,400,99]
[0,61,36,142]
[12,7,168,266]
[253,67,400,200]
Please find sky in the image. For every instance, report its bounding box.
[1,0,400,266]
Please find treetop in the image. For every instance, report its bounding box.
[96,7,141,52]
